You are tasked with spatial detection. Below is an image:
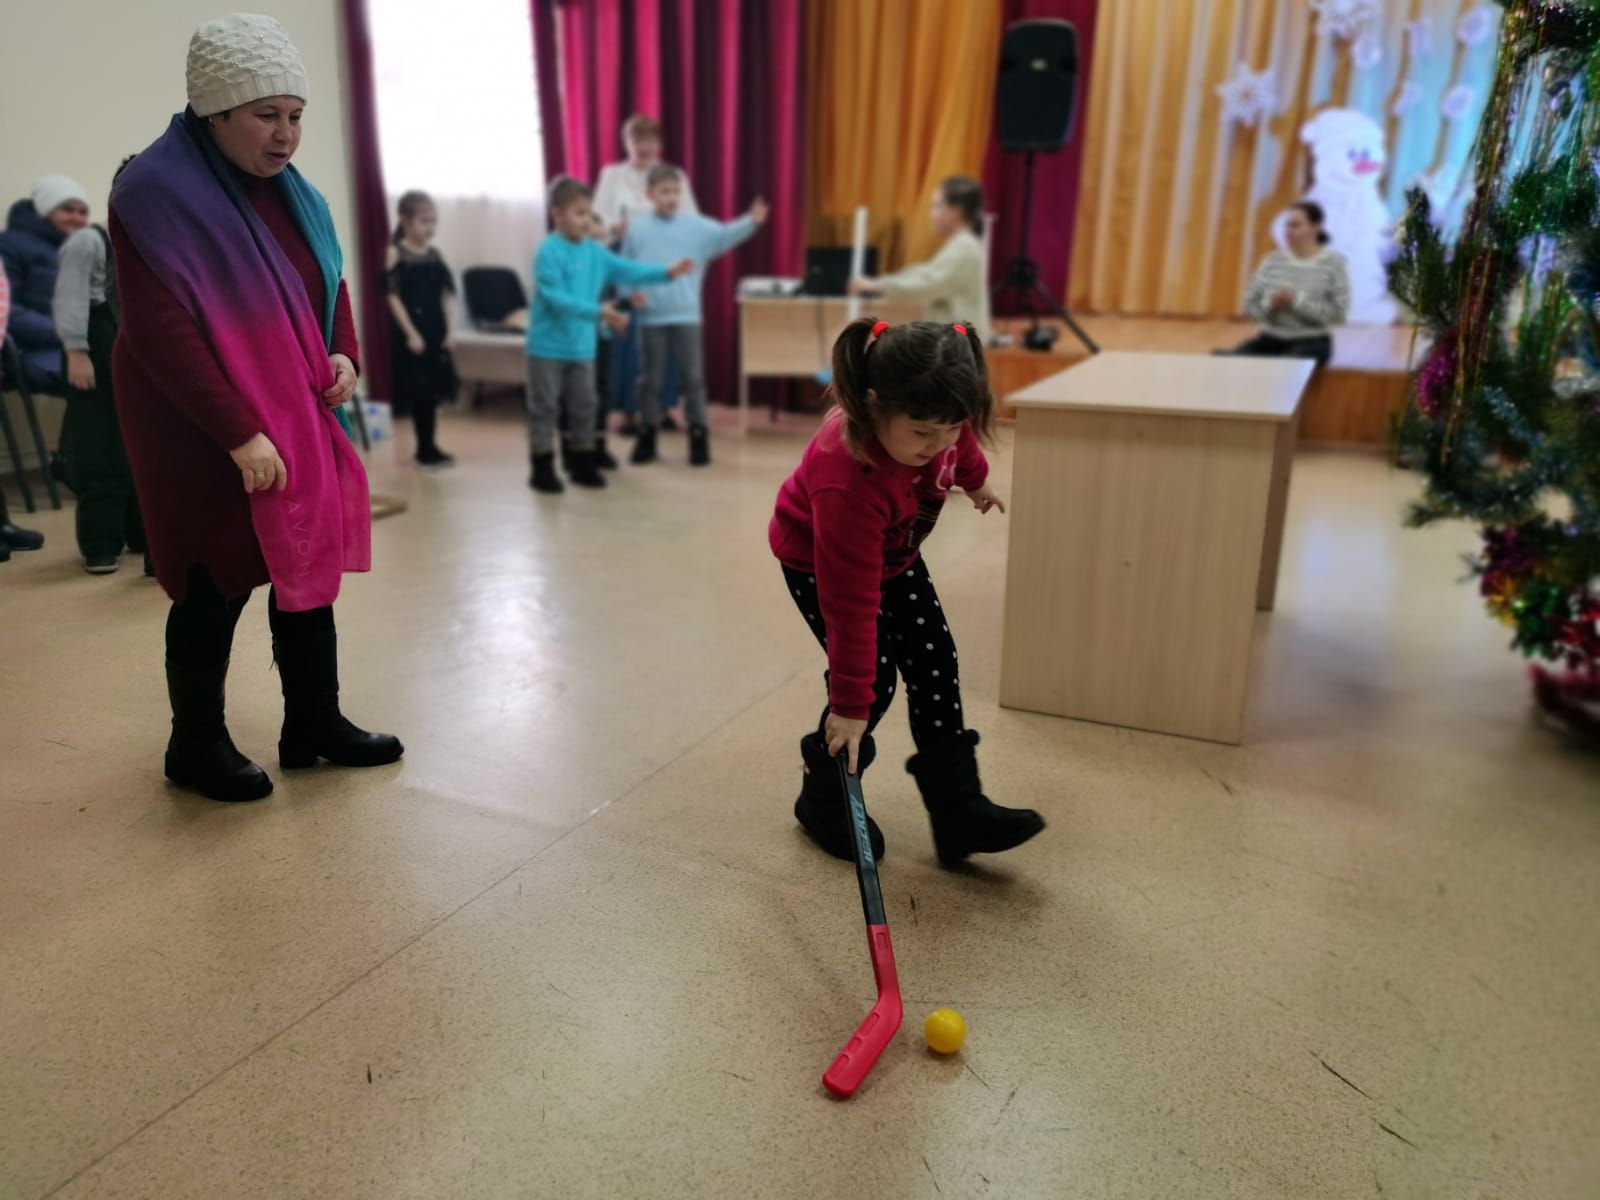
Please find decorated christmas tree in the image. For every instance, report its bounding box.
[1390,0,1600,738]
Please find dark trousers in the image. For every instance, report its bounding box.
[166,566,332,669]
[784,560,967,751]
[609,309,679,419]
[640,325,707,429]
[65,304,144,558]
[1225,331,1333,368]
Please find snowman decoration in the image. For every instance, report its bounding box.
[1294,108,1397,324]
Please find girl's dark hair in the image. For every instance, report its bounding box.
[1292,200,1331,245]
[393,189,434,245]
[939,175,984,236]
[829,317,994,462]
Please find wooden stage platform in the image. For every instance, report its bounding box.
[988,316,1422,447]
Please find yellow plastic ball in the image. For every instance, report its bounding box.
[924,1008,966,1055]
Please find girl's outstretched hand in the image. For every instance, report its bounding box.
[826,713,870,775]
[966,484,1007,514]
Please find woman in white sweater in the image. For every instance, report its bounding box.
[1224,201,1350,367]
[849,175,990,335]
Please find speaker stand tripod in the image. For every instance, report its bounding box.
[991,149,1099,356]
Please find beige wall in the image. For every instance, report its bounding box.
[0,0,354,264]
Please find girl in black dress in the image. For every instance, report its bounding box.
[386,191,458,468]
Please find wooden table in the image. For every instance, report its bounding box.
[999,352,1313,744]
[737,295,922,434]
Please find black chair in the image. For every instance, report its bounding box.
[1,335,63,511]
[462,267,527,333]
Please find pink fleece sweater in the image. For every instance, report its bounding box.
[769,412,988,719]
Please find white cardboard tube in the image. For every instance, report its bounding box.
[845,205,868,323]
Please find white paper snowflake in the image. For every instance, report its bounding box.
[1392,81,1422,116]
[1458,4,1496,47]
[1352,31,1383,71]
[1312,0,1382,41]
[1442,83,1476,121]
[1216,61,1278,127]
[1403,17,1434,60]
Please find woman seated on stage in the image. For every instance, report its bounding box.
[1223,201,1349,368]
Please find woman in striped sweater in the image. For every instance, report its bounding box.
[1225,202,1350,367]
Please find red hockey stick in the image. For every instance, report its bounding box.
[822,755,903,1098]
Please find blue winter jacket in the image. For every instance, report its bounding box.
[0,199,66,389]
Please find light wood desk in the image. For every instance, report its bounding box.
[999,352,1314,744]
[736,295,922,434]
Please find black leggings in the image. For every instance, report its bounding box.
[165,566,332,667]
[1225,332,1332,368]
[412,394,439,459]
[785,561,966,751]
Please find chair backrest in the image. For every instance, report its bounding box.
[462,267,527,328]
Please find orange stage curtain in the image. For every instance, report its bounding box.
[1068,0,1496,317]
[805,0,1004,272]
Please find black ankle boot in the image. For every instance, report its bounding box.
[567,448,608,488]
[0,521,44,551]
[630,426,659,464]
[795,733,885,861]
[688,425,711,466]
[907,731,1043,866]
[594,437,619,470]
[530,452,564,493]
[274,626,403,769]
[163,658,273,802]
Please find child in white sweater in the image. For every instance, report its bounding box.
[849,176,989,336]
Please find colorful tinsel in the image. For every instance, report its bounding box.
[1390,0,1600,739]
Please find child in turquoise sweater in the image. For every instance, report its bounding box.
[621,165,767,466]
[526,177,691,493]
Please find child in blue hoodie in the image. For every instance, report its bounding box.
[621,165,767,466]
[526,177,691,493]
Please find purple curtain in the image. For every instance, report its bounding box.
[983,0,1099,313]
[338,0,392,402]
[532,0,807,406]
[532,0,566,177]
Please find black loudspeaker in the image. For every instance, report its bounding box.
[995,19,1080,152]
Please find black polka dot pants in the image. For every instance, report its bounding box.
[783,561,966,751]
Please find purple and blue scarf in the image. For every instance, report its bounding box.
[112,111,369,610]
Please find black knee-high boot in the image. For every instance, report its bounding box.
[164,572,269,803]
[164,657,274,802]
[270,603,404,769]
[907,731,1044,866]
[794,732,885,861]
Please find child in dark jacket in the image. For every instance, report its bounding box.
[769,317,1045,866]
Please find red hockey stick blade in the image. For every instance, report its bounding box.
[822,923,903,1098]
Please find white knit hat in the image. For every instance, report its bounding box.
[186,13,309,118]
[31,175,89,217]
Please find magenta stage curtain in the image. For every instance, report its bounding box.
[338,0,393,403]
[533,0,807,407]
[532,0,567,177]
[982,0,1099,314]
